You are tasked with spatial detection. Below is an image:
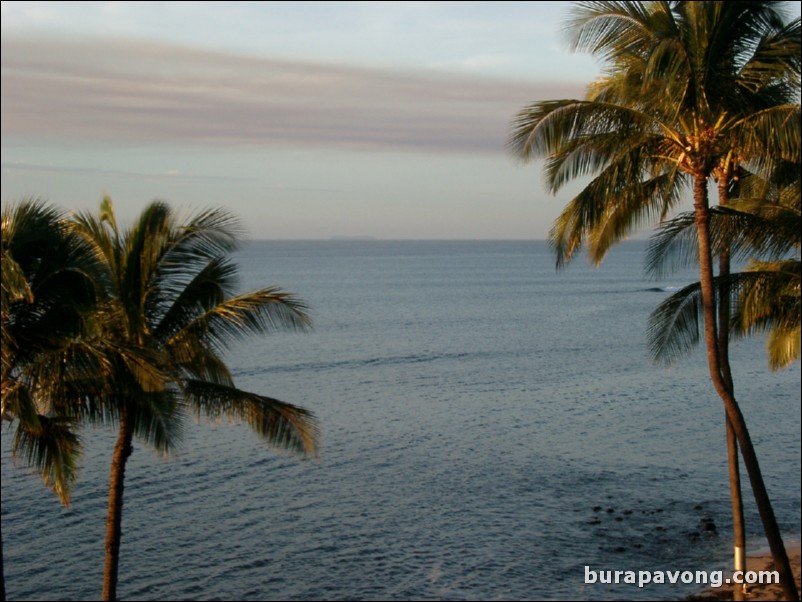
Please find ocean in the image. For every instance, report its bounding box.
[2,240,800,601]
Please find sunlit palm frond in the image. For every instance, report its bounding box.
[117,202,176,336]
[648,261,801,371]
[549,155,683,267]
[151,210,240,294]
[69,209,118,274]
[586,168,686,265]
[508,99,661,172]
[726,205,801,259]
[734,260,801,370]
[1,198,64,253]
[565,1,677,62]
[765,325,801,371]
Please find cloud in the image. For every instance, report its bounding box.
[0,161,260,182]
[1,36,582,154]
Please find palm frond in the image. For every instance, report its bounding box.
[646,193,800,280]
[1,380,40,426]
[150,257,239,342]
[737,17,801,92]
[169,337,234,386]
[765,325,801,371]
[566,1,677,62]
[183,380,319,457]
[649,262,801,370]
[2,198,102,501]
[645,212,699,278]
[735,104,801,168]
[647,280,704,365]
[508,99,663,171]
[125,389,183,455]
[171,288,311,352]
[733,260,801,369]
[1,253,34,310]
[174,206,243,258]
[1,198,65,254]
[11,414,82,505]
[549,157,683,267]
[586,168,685,265]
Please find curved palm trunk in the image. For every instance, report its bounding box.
[102,409,134,602]
[720,275,748,600]
[693,176,798,601]
[717,176,746,600]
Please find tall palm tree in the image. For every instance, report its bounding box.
[2,199,104,602]
[508,2,800,599]
[646,165,800,596]
[69,198,320,601]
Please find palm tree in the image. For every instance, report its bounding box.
[508,2,800,599]
[646,165,800,596]
[2,199,104,602]
[68,198,320,601]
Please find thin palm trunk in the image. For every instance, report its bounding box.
[726,419,747,600]
[717,175,747,600]
[102,408,134,602]
[721,291,747,601]
[693,175,798,601]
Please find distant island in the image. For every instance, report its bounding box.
[329,235,378,241]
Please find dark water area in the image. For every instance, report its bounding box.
[2,240,800,600]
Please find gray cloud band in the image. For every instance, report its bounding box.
[1,36,581,153]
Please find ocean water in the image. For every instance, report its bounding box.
[2,240,800,601]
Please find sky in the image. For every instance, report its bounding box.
[2,1,797,240]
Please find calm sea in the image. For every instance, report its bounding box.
[2,240,800,601]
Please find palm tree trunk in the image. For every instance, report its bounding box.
[719,257,748,600]
[716,174,747,600]
[726,418,747,600]
[102,408,134,602]
[693,175,799,601]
